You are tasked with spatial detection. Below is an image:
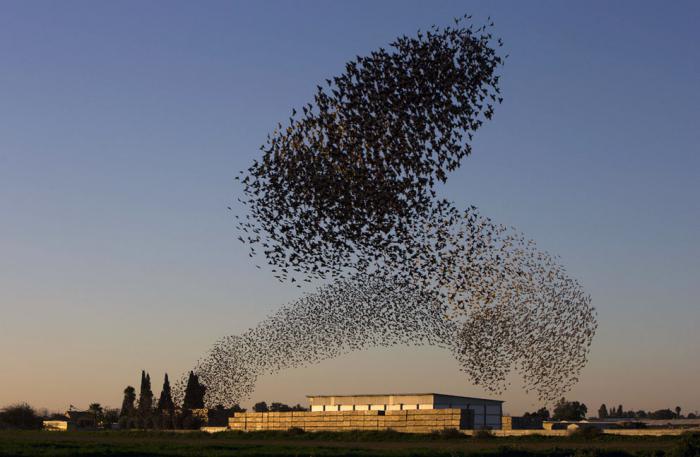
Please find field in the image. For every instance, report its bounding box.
[0,430,698,457]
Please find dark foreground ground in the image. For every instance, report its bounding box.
[0,430,698,457]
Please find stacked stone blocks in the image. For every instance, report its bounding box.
[229,408,473,433]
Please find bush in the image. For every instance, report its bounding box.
[181,414,203,430]
[572,451,602,457]
[474,428,495,439]
[669,432,700,457]
[432,428,466,439]
[127,417,140,429]
[117,416,129,429]
[569,426,604,439]
[619,421,646,429]
[0,403,43,429]
[287,426,305,435]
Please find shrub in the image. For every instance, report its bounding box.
[474,428,495,439]
[669,432,700,457]
[619,421,646,429]
[287,426,305,435]
[433,428,466,439]
[569,426,604,439]
[0,403,43,429]
[182,414,203,430]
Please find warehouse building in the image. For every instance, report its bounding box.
[308,393,503,429]
[229,393,503,432]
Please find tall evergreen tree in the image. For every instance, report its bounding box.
[182,371,206,409]
[120,386,136,417]
[156,373,175,412]
[598,404,608,419]
[138,370,154,416]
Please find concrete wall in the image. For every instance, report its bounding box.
[229,408,474,433]
[228,413,699,436]
[201,426,228,433]
[470,428,700,437]
[209,427,700,436]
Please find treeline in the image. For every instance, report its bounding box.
[251,401,307,413]
[1,370,310,431]
[522,398,697,421]
[597,404,695,420]
[117,370,307,429]
[523,398,588,421]
[117,370,239,429]
[0,404,44,430]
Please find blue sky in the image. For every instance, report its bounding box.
[0,0,698,414]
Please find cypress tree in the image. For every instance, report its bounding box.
[598,404,608,419]
[120,386,136,417]
[157,373,175,412]
[182,371,206,409]
[138,370,154,416]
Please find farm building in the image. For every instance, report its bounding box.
[229,393,503,433]
[307,393,503,429]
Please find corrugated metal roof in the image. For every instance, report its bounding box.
[305,393,503,403]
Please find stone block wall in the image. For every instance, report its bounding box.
[190,408,209,425]
[502,415,544,430]
[229,408,474,433]
[502,415,512,430]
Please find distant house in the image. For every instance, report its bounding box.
[42,411,97,431]
[66,411,97,428]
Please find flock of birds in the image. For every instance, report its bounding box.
[189,16,597,407]
[235,16,504,284]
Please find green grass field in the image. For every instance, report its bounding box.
[0,430,697,457]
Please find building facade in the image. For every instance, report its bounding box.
[229,408,474,433]
[307,393,503,429]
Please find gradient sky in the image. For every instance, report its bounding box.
[1,0,698,416]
